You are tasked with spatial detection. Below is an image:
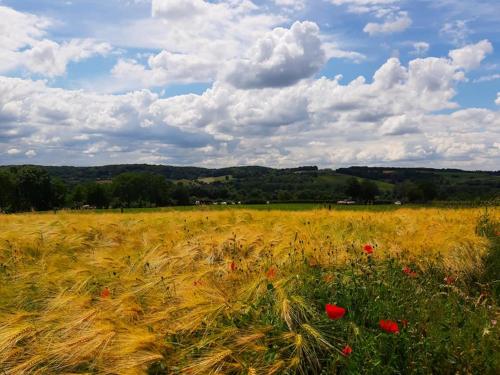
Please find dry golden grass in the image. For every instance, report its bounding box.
[0,208,496,374]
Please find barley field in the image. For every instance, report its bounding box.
[0,208,498,374]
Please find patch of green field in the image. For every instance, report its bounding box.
[197,175,233,183]
[52,203,404,214]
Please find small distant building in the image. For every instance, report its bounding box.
[394,201,402,205]
[337,200,356,205]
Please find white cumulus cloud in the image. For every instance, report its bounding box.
[411,42,430,56]
[0,6,111,77]
[224,21,326,89]
[449,40,493,71]
[364,11,412,35]
[1,41,497,169]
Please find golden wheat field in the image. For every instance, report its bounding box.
[0,208,498,374]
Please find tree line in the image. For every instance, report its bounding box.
[0,165,492,213]
[0,166,191,212]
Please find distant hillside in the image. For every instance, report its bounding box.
[36,165,275,184]
[4,164,497,183]
[337,167,500,200]
[0,164,498,212]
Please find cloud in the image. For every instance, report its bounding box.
[23,39,111,77]
[224,21,326,89]
[108,17,362,90]
[0,6,111,77]
[273,0,306,10]
[103,0,292,89]
[329,0,398,3]
[379,115,420,136]
[496,93,500,105]
[473,74,500,83]
[411,42,430,56]
[111,51,217,88]
[151,0,208,19]
[0,5,51,72]
[328,1,411,36]
[440,20,471,46]
[0,76,220,165]
[329,0,399,10]
[449,40,493,71]
[363,11,412,35]
[6,148,21,155]
[1,41,497,169]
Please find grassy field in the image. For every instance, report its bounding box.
[60,203,457,214]
[0,208,498,374]
[69,202,498,214]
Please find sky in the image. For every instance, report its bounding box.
[0,0,499,170]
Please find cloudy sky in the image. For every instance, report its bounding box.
[0,0,499,169]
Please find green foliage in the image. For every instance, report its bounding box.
[0,166,66,212]
[148,250,499,374]
[0,164,498,212]
[85,182,110,208]
[0,169,15,211]
[15,166,53,211]
[112,172,172,207]
[360,179,380,202]
[475,210,500,301]
[345,177,361,199]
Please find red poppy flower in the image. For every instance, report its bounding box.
[323,274,333,283]
[341,344,352,357]
[230,261,237,271]
[379,320,399,334]
[100,287,110,298]
[401,319,409,328]
[363,244,374,254]
[403,267,417,278]
[326,304,346,320]
[444,276,455,285]
[266,266,277,280]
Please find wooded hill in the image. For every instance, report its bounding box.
[0,164,498,211]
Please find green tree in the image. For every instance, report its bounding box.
[277,190,293,201]
[0,170,15,211]
[360,180,380,202]
[85,182,110,208]
[71,185,86,208]
[345,177,361,199]
[112,172,171,207]
[418,181,437,202]
[395,181,423,202]
[172,184,190,206]
[50,178,67,208]
[15,166,52,211]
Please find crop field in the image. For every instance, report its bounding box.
[0,208,498,374]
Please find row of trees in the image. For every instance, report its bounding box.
[0,167,66,211]
[0,167,194,212]
[0,166,440,213]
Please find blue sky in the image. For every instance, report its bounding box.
[0,0,499,169]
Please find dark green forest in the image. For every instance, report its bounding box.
[0,164,498,212]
